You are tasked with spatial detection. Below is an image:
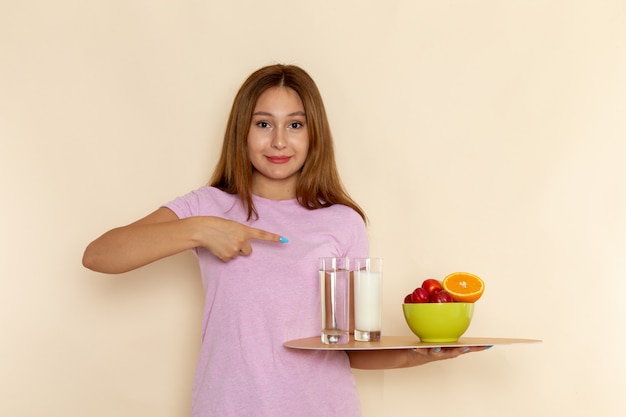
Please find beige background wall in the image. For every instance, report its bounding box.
[2,1,625,416]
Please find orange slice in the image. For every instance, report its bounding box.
[442,272,485,302]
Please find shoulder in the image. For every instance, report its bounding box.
[165,186,216,206]
[318,203,365,224]
[178,186,237,202]
[163,186,241,218]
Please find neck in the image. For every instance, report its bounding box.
[251,175,298,200]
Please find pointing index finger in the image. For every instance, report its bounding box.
[246,226,289,244]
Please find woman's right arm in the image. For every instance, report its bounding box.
[82,207,285,274]
[82,207,204,274]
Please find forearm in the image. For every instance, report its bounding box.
[347,349,423,370]
[82,216,202,274]
[347,346,488,370]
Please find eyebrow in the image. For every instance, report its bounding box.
[252,111,306,117]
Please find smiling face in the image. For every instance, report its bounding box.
[248,86,310,200]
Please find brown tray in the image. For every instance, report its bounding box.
[284,336,541,351]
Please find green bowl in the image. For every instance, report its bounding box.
[402,302,474,342]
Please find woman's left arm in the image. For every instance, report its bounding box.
[347,346,490,370]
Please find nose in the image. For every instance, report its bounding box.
[271,127,286,150]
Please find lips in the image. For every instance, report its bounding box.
[266,155,291,164]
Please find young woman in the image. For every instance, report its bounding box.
[83,64,484,417]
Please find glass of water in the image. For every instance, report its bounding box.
[319,257,351,344]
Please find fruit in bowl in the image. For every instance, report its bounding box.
[441,272,485,302]
[402,273,484,342]
[402,302,474,342]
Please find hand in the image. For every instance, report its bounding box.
[196,216,286,262]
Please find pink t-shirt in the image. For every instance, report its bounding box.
[165,186,369,417]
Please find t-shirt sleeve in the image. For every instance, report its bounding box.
[162,187,205,219]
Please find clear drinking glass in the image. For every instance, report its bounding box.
[319,257,351,344]
[353,257,383,342]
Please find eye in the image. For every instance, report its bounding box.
[256,121,270,128]
[289,122,303,129]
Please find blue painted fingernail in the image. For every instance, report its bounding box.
[279,237,289,243]
[462,347,470,353]
[434,347,441,353]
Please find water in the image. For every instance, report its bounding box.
[320,269,350,344]
[321,328,350,344]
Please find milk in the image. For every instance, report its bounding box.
[354,270,382,341]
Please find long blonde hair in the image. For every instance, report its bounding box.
[210,64,366,223]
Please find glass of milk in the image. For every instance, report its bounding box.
[353,257,383,342]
